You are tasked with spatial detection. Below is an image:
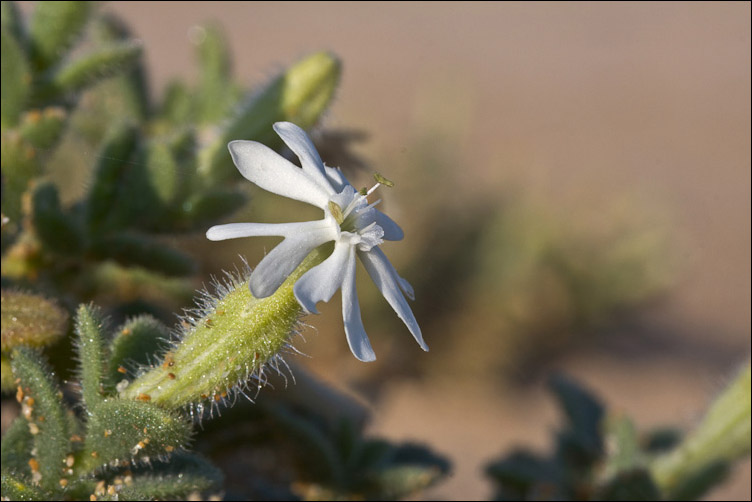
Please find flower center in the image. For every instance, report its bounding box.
[328,185,384,252]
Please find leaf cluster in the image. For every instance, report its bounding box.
[485,373,744,501]
[2,305,221,501]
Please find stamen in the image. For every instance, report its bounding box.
[367,182,382,196]
[328,201,345,224]
[373,172,395,187]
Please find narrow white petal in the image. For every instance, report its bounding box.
[293,240,351,314]
[341,248,376,362]
[398,276,415,301]
[358,247,428,351]
[323,165,350,193]
[273,122,334,194]
[250,224,334,298]
[373,210,404,241]
[207,221,330,241]
[228,140,330,208]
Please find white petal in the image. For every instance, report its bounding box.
[398,276,415,301]
[206,221,330,241]
[323,165,350,193]
[341,248,376,362]
[293,240,350,314]
[250,223,334,298]
[273,122,334,194]
[358,247,428,351]
[373,210,404,241]
[228,140,330,208]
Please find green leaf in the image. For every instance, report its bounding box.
[179,188,246,228]
[1,1,25,43]
[91,232,196,277]
[37,41,142,99]
[108,315,170,385]
[81,398,192,472]
[74,304,110,408]
[370,464,446,500]
[667,461,729,501]
[1,472,49,501]
[143,141,181,206]
[644,428,682,454]
[121,452,223,500]
[30,181,84,255]
[0,133,40,222]
[29,1,91,70]
[602,415,644,478]
[85,123,139,233]
[18,107,67,150]
[194,24,237,123]
[1,416,34,476]
[1,289,69,352]
[266,403,344,485]
[651,363,750,496]
[549,374,604,459]
[198,51,341,185]
[160,80,192,125]
[369,442,451,499]
[597,469,661,501]
[10,347,71,492]
[1,27,30,128]
[486,450,559,499]
[1,353,13,392]
[91,13,151,120]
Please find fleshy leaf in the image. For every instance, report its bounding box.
[144,141,180,206]
[179,188,247,228]
[1,26,30,128]
[597,469,661,501]
[91,13,151,120]
[30,181,84,255]
[1,472,49,501]
[1,289,68,352]
[85,124,139,233]
[74,304,110,408]
[549,374,604,459]
[81,399,192,472]
[37,41,143,99]
[91,232,196,277]
[0,131,41,222]
[194,24,236,123]
[28,1,91,70]
[121,452,223,500]
[1,415,34,476]
[10,347,71,492]
[602,415,644,478]
[108,315,170,385]
[198,51,341,185]
[1,1,24,42]
[18,107,67,150]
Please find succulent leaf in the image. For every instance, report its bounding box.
[1,289,68,352]
[10,347,71,492]
[28,1,91,70]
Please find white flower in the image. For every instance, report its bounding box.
[206,122,428,362]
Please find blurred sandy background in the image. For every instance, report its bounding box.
[36,2,752,499]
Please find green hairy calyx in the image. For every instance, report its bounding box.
[121,246,330,410]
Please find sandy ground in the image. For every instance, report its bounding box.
[11,2,752,500]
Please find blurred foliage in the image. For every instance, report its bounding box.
[2,307,220,501]
[1,2,747,501]
[486,367,751,501]
[1,0,340,323]
[350,131,673,383]
[1,3,449,500]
